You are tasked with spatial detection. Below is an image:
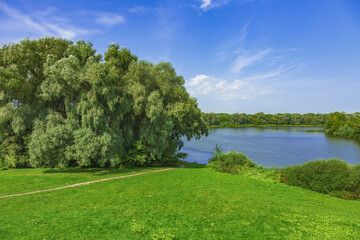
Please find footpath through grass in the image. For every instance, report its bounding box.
[0,167,163,196]
[1,164,360,239]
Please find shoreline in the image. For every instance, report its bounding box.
[209,125,325,129]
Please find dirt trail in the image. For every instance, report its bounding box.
[0,168,176,199]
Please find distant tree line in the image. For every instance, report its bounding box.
[0,37,208,168]
[202,112,329,127]
[325,112,360,140]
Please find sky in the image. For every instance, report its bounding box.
[0,0,360,114]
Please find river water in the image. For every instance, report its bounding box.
[181,127,360,167]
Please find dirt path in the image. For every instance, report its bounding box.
[0,168,176,200]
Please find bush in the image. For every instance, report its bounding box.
[0,155,30,168]
[348,164,360,196]
[207,145,257,174]
[281,158,360,199]
[207,147,281,182]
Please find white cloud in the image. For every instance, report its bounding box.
[0,1,88,39]
[231,49,271,73]
[96,14,125,26]
[186,74,275,100]
[127,6,149,14]
[0,1,49,34]
[187,74,209,86]
[187,45,306,104]
[200,0,212,9]
[199,0,254,11]
[238,20,250,43]
[45,24,88,39]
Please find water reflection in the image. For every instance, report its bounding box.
[182,127,360,167]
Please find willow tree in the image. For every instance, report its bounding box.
[0,37,208,168]
[0,37,72,167]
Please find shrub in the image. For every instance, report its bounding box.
[207,147,282,182]
[281,158,360,199]
[0,155,30,168]
[348,164,360,195]
[207,146,257,174]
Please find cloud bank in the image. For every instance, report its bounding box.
[0,1,88,39]
[186,74,275,100]
[0,1,126,42]
[96,14,125,26]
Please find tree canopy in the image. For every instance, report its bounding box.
[0,37,208,168]
[325,112,360,139]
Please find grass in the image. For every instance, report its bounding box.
[1,164,360,239]
[0,167,163,196]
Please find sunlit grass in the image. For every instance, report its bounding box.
[0,167,164,196]
[1,165,360,239]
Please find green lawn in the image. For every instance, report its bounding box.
[0,167,164,196]
[1,165,360,239]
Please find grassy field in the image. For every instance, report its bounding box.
[0,167,164,196]
[1,163,360,239]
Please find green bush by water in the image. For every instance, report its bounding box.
[207,146,281,182]
[281,158,360,199]
[207,145,255,173]
[207,146,360,200]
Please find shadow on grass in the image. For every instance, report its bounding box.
[43,168,147,176]
[177,160,206,168]
[42,161,205,175]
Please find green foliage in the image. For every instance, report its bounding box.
[242,165,282,183]
[0,154,29,168]
[203,112,329,127]
[207,147,281,182]
[211,144,223,161]
[28,112,77,168]
[281,159,360,199]
[0,37,71,167]
[325,112,360,139]
[0,104,34,168]
[120,141,148,167]
[0,37,208,168]
[207,147,257,174]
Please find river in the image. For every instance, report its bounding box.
[181,127,360,167]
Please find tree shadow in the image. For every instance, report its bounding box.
[177,160,206,168]
[42,162,205,175]
[43,168,149,176]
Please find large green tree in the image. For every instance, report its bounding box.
[0,37,72,167]
[0,37,208,168]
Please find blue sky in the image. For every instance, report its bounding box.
[1,0,359,113]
